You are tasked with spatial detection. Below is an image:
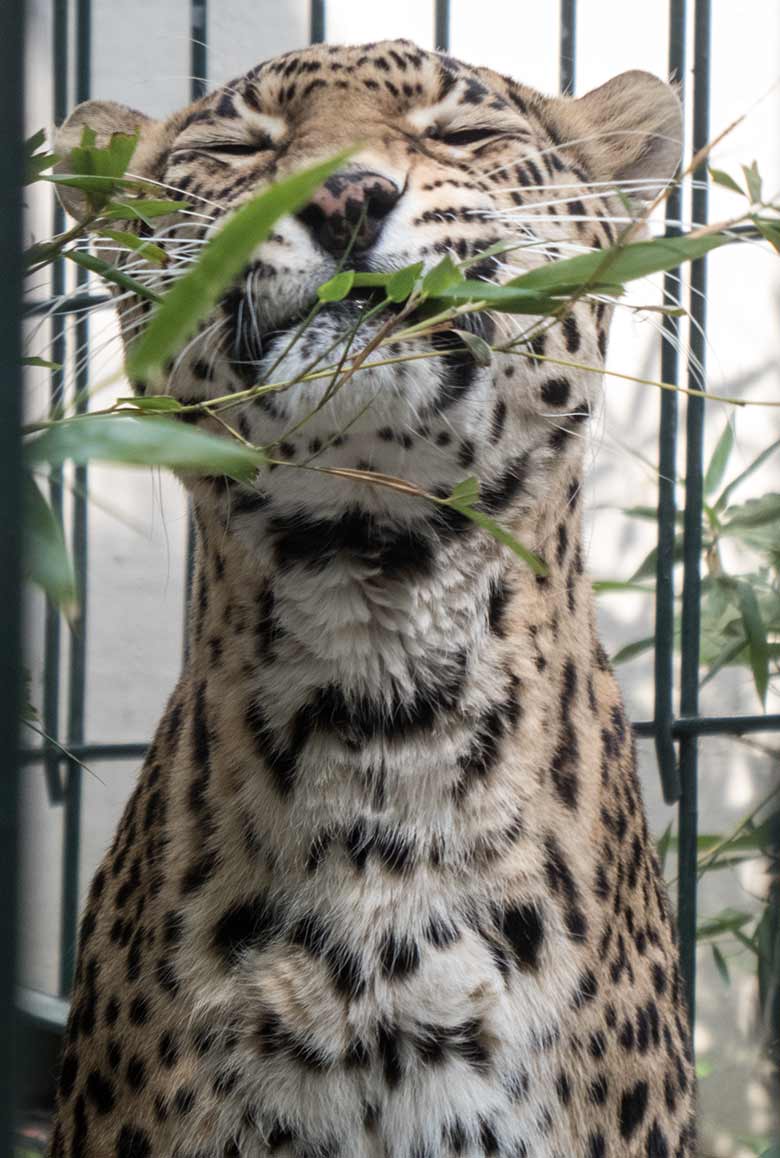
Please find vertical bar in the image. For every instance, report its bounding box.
[0,0,24,1145]
[559,0,577,95]
[654,0,686,805]
[677,0,711,1026]
[435,0,450,52]
[59,0,91,996]
[768,806,780,1155]
[310,0,326,45]
[182,0,208,663]
[191,0,208,99]
[43,0,70,806]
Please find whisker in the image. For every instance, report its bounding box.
[483,128,686,182]
[122,170,225,214]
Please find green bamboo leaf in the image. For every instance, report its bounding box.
[430,278,553,313]
[722,493,780,530]
[23,474,77,614]
[69,128,138,182]
[128,149,352,380]
[350,271,395,289]
[44,172,133,195]
[448,476,481,505]
[101,198,189,222]
[735,578,769,706]
[451,504,547,575]
[756,902,780,1021]
[656,822,673,874]
[709,167,744,196]
[317,270,355,302]
[700,637,749,688]
[61,128,140,210]
[26,414,266,480]
[696,907,753,940]
[98,229,167,265]
[507,230,734,297]
[711,944,730,988]
[619,506,684,526]
[64,250,161,303]
[451,328,493,367]
[752,216,780,255]
[591,580,655,594]
[742,161,762,204]
[115,395,183,411]
[621,505,659,522]
[704,422,735,496]
[630,534,686,582]
[22,357,62,371]
[26,149,59,184]
[716,437,780,510]
[387,262,424,302]
[25,128,46,154]
[422,255,464,296]
[610,636,656,665]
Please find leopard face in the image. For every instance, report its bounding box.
[57,41,680,531]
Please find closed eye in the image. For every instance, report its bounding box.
[206,141,270,156]
[171,140,272,159]
[438,127,502,147]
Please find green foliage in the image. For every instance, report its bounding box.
[128,149,354,380]
[27,414,267,478]
[611,423,780,709]
[23,476,76,614]
[21,130,780,632]
[439,477,548,576]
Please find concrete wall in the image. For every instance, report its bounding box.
[22,2,780,1152]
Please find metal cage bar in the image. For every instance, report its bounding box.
[58,0,92,998]
[559,0,576,96]
[676,0,712,1023]
[435,0,450,52]
[0,0,25,1147]
[181,1,208,663]
[653,0,686,807]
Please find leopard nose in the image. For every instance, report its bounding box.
[296,170,401,258]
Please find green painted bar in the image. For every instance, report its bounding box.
[677,0,711,1027]
[638,714,780,739]
[24,292,112,317]
[310,0,326,45]
[653,0,686,805]
[435,0,449,52]
[0,0,25,1146]
[182,1,208,663]
[59,0,93,997]
[559,0,576,95]
[42,0,70,808]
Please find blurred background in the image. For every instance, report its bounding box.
[17,1,780,1154]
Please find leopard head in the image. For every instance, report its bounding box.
[55,41,681,553]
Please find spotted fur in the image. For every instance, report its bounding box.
[50,39,694,1158]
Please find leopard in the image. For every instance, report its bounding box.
[49,37,695,1158]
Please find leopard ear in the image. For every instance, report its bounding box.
[550,70,683,200]
[53,99,158,220]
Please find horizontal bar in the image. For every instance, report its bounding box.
[16,987,68,1034]
[23,293,112,318]
[634,714,780,739]
[19,712,780,769]
[19,742,148,765]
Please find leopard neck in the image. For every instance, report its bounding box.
[173,466,607,878]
